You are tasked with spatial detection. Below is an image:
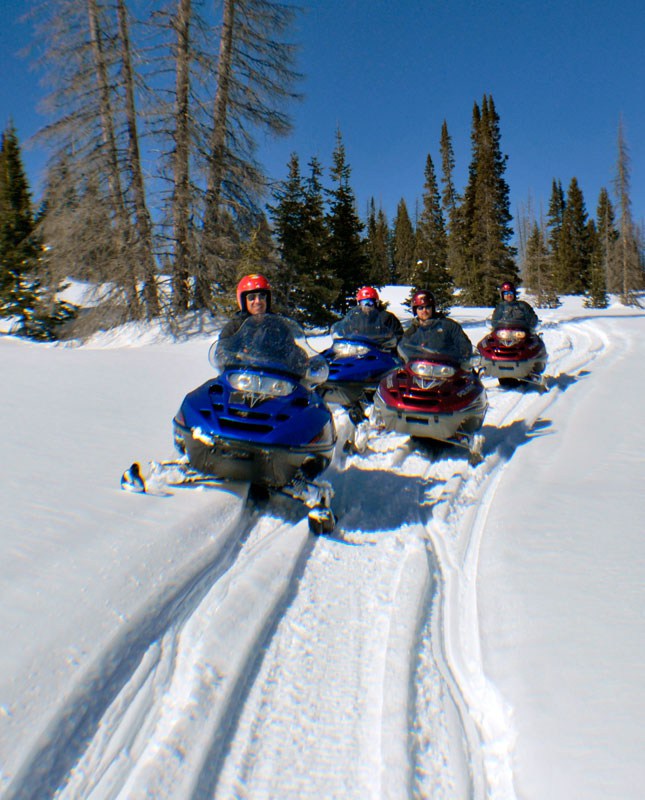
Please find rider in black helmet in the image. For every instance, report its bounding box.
[402,290,473,363]
[491,282,539,330]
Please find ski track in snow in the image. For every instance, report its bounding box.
[9,315,609,800]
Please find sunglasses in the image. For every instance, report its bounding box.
[416,304,432,311]
[246,291,268,302]
[359,299,376,307]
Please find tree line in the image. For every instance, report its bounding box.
[1,1,643,339]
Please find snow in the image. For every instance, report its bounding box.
[1,289,644,799]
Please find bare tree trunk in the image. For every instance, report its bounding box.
[171,0,192,312]
[87,0,141,318]
[194,0,236,309]
[87,0,140,317]
[614,119,642,304]
[116,0,160,317]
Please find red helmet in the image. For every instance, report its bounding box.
[411,290,435,316]
[500,281,516,300]
[236,273,271,311]
[356,286,379,304]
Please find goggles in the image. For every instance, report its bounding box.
[415,304,432,311]
[246,291,268,302]
[359,298,376,307]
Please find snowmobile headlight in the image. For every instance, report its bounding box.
[410,360,456,379]
[228,372,296,397]
[333,341,370,357]
[497,328,526,346]
[306,355,330,386]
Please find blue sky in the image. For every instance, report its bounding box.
[2,0,644,238]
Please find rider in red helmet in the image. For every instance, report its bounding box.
[492,280,539,329]
[349,286,403,344]
[216,273,307,373]
[218,273,273,343]
[402,288,472,363]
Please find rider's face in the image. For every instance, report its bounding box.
[416,304,433,323]
[246,291,268,315]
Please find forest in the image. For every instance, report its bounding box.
[1,0,643,341]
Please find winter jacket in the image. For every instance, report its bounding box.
[401,315,473,363]
[215,311,308,377]
[491,300,539,330]
[333,304,403,346]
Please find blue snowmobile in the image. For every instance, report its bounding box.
[123,314,337,534]
[318,304,402,423]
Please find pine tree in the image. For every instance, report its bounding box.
[0,124,76,339]
[326,130,369,314]
[269,154,338,325]
[459,96,517,306]
[595,187,619,294]
[557,177,591,294]
[0,125,36,309]
[410,153,453,312]
[365,199,391,284]
[439,120,465,286]
[523,220,559,308]
[584,218,609,309]
[545,179,566,292]
[391,199,415,283]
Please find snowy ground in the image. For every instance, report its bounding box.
[0,289,643,799]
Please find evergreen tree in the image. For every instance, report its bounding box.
[391,198,415,283]
[595,187,619,294]
[269,154,338,325]
[545,179,566,291]
[326,130,369,313]
[459,95,517,306]
[410,153,453,312]
[365,198,391,284]
[557,177,591,294]
[522,221,559,308]
[584,218,609,308]
[439,120,465,286]
[0,124,76,339]
[0,124,36,311]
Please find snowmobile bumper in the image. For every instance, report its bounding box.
[173,418,334,488]
[373,388,487,445]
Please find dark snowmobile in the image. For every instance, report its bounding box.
[123,314,337,534]
[476,320,547,390]
[374,337,488,464]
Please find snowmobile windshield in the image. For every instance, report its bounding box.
[330,305,397,350]
[491,303,537,331]
[398,329,462,367]
[211,314,321,380]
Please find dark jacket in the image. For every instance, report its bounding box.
[491,300,539,330]
[215,311,308,377]
[334,304,403,346]
[402,315,473,363]
[218,309,255,342]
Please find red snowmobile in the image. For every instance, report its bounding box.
[374,338,488,464]
[476,322,547,390]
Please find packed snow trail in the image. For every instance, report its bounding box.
[0,307,615,799]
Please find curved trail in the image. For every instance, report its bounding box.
[19,315,608,800]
